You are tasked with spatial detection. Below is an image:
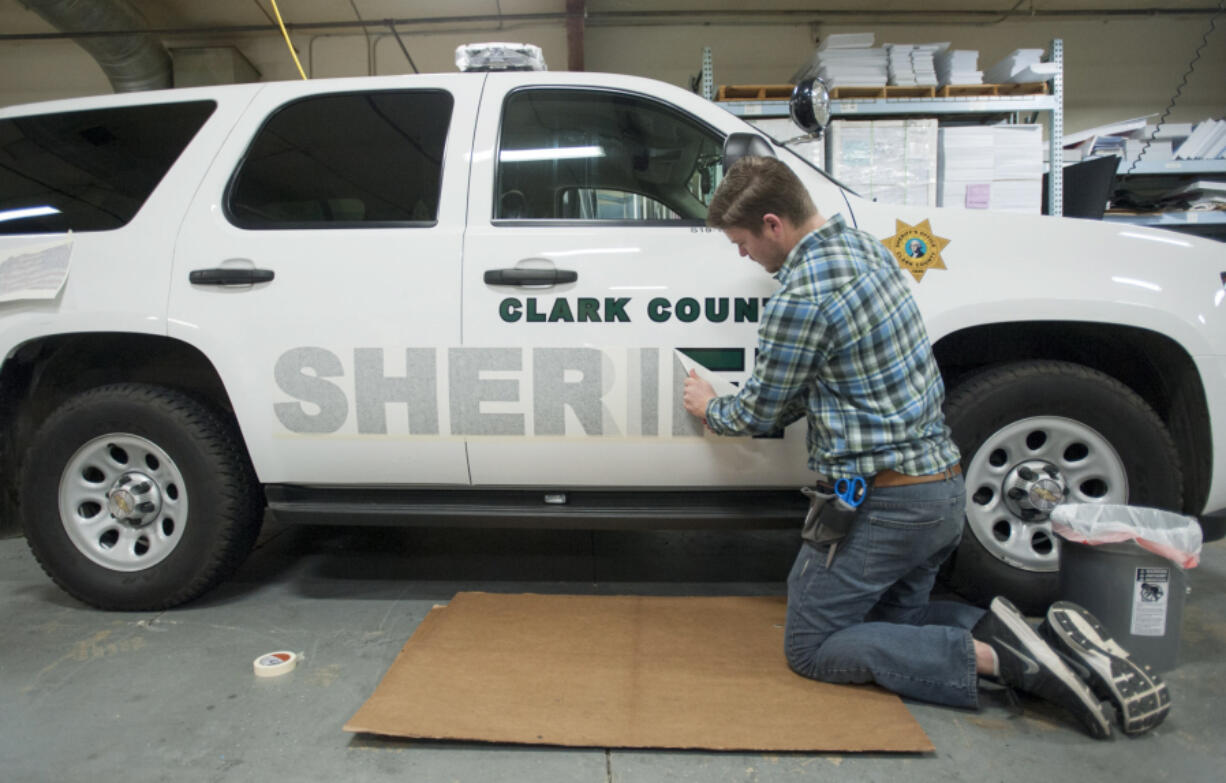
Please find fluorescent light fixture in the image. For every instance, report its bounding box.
[500,146,605,163]
[0,205,60,223]
[1117,230,1191,248]
[1111,276,1163,293]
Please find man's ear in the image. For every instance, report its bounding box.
[761,213,785,235]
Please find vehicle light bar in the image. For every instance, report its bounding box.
[456,42,547,72]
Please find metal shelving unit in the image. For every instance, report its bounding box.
[1120,159,1226,175]
[1103,211,1226,227]
[707,40,1066,214]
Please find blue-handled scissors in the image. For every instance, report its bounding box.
[834,476,867,508]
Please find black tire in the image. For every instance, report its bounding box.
[20,384,263,610]
[942,360,1182,614]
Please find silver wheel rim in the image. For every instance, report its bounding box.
[58,433,188,572]
[964,416,1129,572]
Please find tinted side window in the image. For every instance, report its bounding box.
[228,91,452,229]
[496,89,723,223]
[0,101,215,235]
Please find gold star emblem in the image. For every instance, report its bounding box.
[882,219,951,282]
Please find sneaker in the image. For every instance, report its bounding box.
[973,596,1113,739]
[1039,601,1171,734]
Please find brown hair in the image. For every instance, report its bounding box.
[706,156,817,233]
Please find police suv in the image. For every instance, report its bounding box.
[1,44,1222,611]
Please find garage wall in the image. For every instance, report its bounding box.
[0,16,1222,138]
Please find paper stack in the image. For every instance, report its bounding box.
[939,125,1042,213]
[1059,116,1226,165]
[826,118,938,206]
[938,126,995,209]
[793,32,888,88]
[911,44,943,86]
[935,49,983,86]
[1061,115,1151,162]
[1172,180,1226,210]
[886,44,918,85]
[883,44,943,87]
[826,120,875,197]
[984,49,1057,83]
[1175,119,1226,159]
[991,125,1044,213]
[904,119,940,205]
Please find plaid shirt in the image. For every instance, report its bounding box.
[705,214,960,479]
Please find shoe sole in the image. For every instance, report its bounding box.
[1043,601,1171,734]
[990,597,1113,739]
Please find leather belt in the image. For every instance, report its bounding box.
[872,464,962,488]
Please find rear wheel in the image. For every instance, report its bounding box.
[942,361,1182,614]
[21,384,263,610]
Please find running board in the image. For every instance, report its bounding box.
[264,486,807,530]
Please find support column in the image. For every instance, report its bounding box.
[566,0,585,71]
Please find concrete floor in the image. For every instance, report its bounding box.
[2,516,1225,783]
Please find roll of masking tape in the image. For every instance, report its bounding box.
[253,650,298,677]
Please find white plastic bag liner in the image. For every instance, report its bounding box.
[1050,504,1203,569]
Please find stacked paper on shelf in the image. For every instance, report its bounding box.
[1154,123,1195,141]
[938,126,994,209]
[983,49,1057,84]
[1175,119,1226,159]
[1061,115,1154,163]
[882,43,945,87]
[939,125,1042,214]
[1176,181,1226,212]
[904,119,940,204]
[993,125,1044,213]
[911,44,944,86]
[1124,139,1173,163]
[1062,115,1226,164]
[792,32,888,87]
[934,49,982,86]
[821,32,875,49]
[826,118,938,206]
[886,44,917,85]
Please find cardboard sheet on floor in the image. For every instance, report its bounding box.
[344,592,932,752]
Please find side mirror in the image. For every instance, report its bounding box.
[722,133,775,170]
[789,77,831,137]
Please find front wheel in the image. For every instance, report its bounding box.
[941,360,1182,614]
[21,384,263,610]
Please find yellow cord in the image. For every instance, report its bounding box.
[269,0,308,80]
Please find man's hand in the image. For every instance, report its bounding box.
[683,369,717,422]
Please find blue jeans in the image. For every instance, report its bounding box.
[784,474,986,708]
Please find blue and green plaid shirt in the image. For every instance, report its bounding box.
[705,214,960,479]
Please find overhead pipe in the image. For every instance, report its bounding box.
[2,7,1222,41]
[19,0,172,92]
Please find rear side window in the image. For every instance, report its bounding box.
[0,101,215,235]
[228,90,452,229]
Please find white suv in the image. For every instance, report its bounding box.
[1,67,1222,611]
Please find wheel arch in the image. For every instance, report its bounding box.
[932,320,1211,517]
[0,333,258,521]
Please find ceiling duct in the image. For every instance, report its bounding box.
[21,0,172,92]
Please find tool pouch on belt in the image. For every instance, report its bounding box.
[799,485,860,548]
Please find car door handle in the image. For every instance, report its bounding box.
[483,268,578,286]
[189,267,276,286]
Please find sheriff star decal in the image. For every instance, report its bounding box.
[883,219,951,282]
